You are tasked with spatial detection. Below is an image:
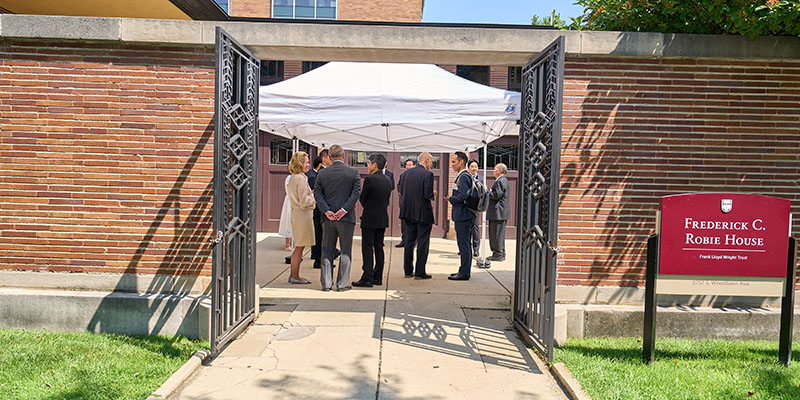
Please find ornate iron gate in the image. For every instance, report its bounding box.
[211,27,260,356]
[513,36,564,362]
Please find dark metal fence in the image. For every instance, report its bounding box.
[211,27,260,356]
[513,36,564,362]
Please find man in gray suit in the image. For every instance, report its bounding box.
[487,163,509,262]
[314,145,362,291]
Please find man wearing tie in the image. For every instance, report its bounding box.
[314,145,361,291]
[446,151,473,281]
[398,152,436,280]
[353,154,392,287]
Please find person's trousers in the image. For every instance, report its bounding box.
[471,214,480,252]
[321,220,354,289]
[454,219,473,277]
[400,219,407,243]
[311,208,322,265]
[488,219,507,257]
[403,221,432,277]
[361,227,385,283]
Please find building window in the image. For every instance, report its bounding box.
[214,0,229,13]
[273,0,337,19]
[456,65,490,86]
[478,144,519,171]
[261,61,284,85]
[508,67,522,92]
[348,151,388,168]
[302,61,328,73]
[400,153,440,170]
[270,139,310,165]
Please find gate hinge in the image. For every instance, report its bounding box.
[212,230,223,244]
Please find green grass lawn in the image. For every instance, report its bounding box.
[0,329,207,400]
[555,337,800,400]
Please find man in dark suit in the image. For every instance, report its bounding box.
[487,163,510,262]
[399,152,436,279]
[314,145,361,291]
[446,151,473,281]
[353,154,392,287]
[309,149,333,269]
[395,159,416,248]
[383,167,395,192]
[467,159,482,257]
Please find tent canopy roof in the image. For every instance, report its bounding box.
[259,62,521,152]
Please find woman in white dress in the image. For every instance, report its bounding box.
[278,175,292,251]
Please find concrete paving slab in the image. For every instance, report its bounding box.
[176,231,566,400]
[255,304,297,325]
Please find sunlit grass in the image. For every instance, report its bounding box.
[555,337,800,400]
[0,329,207,400]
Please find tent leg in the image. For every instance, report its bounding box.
[477,143,490,269]
[481,143,488,259]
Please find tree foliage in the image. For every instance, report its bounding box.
[572,0,800,37]
[531,11,569,29]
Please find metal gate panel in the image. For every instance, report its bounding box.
[513,36,564,362]
[211,27,260,356]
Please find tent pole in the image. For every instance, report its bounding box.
[481,143,488,261]
[292,137,298,153]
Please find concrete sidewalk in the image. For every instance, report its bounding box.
[176,233,567,400]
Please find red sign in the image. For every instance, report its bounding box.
[659,193,791,277]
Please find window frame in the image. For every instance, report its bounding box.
[272,0,338,20]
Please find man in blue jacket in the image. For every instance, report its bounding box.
[446,151,473,281]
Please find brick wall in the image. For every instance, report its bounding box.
[284,61,302,79]
[229,0,271,18]
[0,39,215,277]
[228,0,423,21]
[2,38,798,288]
[558,55,800,287]
[339,0,423,22]
[489,66,508,90]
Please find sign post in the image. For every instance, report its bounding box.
[780,237,797,365]
[643,193,795,366]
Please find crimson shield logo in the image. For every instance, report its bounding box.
[721,199,733,213]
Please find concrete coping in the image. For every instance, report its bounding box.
[1,14,799,64]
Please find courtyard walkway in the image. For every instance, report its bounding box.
[176,233,567,399]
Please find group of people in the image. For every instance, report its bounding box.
[279,144,510,291]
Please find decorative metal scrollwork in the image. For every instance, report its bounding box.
[211,28,260,356]
[513,36,563,364]
[227,134,249,161]
[227,103,253,131]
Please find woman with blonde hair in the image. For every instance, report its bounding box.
[286,151,316,284]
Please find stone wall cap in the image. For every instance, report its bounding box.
[1,14,798,62]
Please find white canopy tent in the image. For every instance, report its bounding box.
[258,61,521,152]
[258,61,522,265]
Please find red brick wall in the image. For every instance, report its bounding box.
[489,66,508,90]
[229,0,271,18]
[228,0,422,21]
[0,39,215,276]
[2,39,798,287]
[558,55,800,287]
[284,61,302,79]
[339,0,423,22]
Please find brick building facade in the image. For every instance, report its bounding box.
[2,35,798,289]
